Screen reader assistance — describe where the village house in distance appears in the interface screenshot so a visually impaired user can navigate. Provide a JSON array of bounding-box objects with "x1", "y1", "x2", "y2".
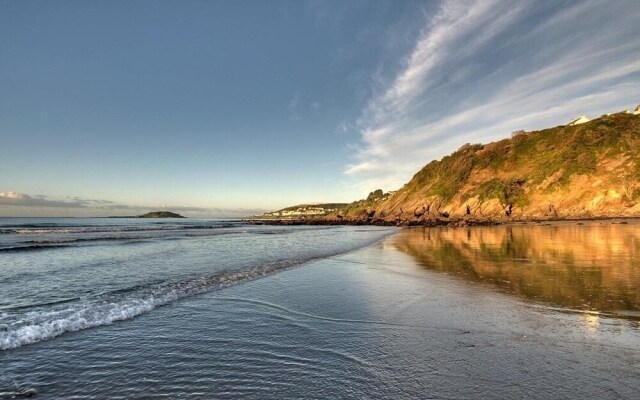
[{"x1": 568, "y1": 104, "x2": 640, "y2": 126}]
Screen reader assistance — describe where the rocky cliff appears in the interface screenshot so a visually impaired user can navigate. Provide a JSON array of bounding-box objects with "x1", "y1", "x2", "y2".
[{"x1": 330, "y1": 112, "x2": 640, "y2": 225}]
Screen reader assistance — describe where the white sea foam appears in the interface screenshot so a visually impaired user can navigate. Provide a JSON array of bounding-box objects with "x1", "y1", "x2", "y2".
[
  {"x1": 0, "y1": 260, "x2": 302, "y2": 350},
  {"x1": 4, "y1": 224, "x2": 230, "y2": 235},
  {"x1": 15, "y1": 229, "x2": 74, "y2": 234},
  {"x1": 0, "y1": 223, "x2": 395, "y2": 351},
  {"x1": 13, "y1": 227, "x2": 166, "y2": 235},
  {"x1": 0, "y1": 299, "x2": 157, "y2": 350}
]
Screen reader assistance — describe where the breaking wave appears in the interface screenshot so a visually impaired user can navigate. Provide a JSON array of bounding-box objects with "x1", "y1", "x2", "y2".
[
  {"x1": 0, "y1": 258, "x2": 317, "y2": 350},
  {"x1": 0, "y1": 223, "x2": 238, "y2": 235},
  {"x1": 0, "y1": 228, "x2": 297, "y2": 252}
]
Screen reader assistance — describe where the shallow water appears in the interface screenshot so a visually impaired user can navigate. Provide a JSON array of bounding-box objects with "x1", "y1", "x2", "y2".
[
  {"x1": 0, "y1": 218, "x2": 394, "y2": 350},
  {"x1": 394, "y1": 221, "x2": 640, "y2": 318},
  {"x1": 1, "y1": 219, "x2": 639, "y2": 399}
]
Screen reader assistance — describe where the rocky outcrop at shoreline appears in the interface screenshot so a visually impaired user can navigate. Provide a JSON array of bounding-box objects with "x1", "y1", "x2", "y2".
[
  {"x1": 243, "y1": 215, "x2": 638, "y2": 228},
  {"x1": 251, "y1": 111, "x2": 640, "y2": 227}
]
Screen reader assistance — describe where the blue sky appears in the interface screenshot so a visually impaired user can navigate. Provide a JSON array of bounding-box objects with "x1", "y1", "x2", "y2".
[{"x1": 1, "y1": 0, "x2": 640, "y2": 217}]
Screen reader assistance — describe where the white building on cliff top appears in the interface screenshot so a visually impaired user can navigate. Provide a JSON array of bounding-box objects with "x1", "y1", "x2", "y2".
[{"x1": 567, "y1": 115, "x2": 590, "y2": 126}]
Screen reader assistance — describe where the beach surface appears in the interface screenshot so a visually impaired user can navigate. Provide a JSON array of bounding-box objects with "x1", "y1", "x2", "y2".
[{"x1": 2, "y1": 225, "x2": 639, "y2": 399}]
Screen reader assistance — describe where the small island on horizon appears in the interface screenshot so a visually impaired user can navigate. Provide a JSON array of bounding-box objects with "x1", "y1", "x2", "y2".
[{"x1": 108, "y1": 211, "x2": 185, "y2": 219}]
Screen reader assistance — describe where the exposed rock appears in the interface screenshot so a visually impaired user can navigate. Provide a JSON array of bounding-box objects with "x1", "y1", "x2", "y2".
[{"x1": 247, "y1": 112, "x2": 640, "y2": 227}]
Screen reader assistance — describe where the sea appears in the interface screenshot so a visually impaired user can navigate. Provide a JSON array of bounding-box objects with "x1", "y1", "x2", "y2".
[
  {"x1": 0, "y1": 218, "x2": 394, "y2": 351},
  {"x1": 1, "y1": 218, "x2": 639, "y2": 399}
]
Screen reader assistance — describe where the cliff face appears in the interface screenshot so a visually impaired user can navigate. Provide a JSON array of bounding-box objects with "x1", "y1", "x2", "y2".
[{"x1": 335, "y1": 112, "x2": 640, "y2": 224}]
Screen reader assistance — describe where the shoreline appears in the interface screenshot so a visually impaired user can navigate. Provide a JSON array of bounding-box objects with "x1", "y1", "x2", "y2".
[
  {"x1": 242, "y1": 215, "x2": 640, "y2": 227},
  {"x1": 3, "y1": 231, "x2": 638, "y2": 398}
]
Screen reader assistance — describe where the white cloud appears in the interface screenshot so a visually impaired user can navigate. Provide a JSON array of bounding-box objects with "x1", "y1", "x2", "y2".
[
  {"x1": 0, "y1": 191, "x2": 26, "y2": 200},
  {"x1": 0, "y1": 191, "x2": 104, "y2": 208},
  {"x1": 336, "y1": 121, "x2": 354, "y2": 134},
  {"x1": 0, "y1": 191, "x2": 265, "y2": 218},
  {"x1": 345, "y1": 0, "x2": 640, "y2": 192}
]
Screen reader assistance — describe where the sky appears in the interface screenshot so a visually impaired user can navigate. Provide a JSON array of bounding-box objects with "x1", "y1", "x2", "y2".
[{"x1": 1, "y1": 0, "x2": 640, "y2": 217}]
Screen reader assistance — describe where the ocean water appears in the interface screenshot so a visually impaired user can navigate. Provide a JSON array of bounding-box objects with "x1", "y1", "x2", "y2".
[
  {"x1": 1, "y1": 219, "x2": 639, "y2": 399},
  {"x1": 0, "y1": 218, "x2": 395, "y2": 351}
]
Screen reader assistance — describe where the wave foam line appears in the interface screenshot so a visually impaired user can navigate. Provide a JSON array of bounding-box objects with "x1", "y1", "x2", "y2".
[
  {"x1": 0, "y1": 223, "x2": 237, "y2": 235},
  {"x1": 0, "y1": 259, "x2": 304, "y2": 351},
  {"x1": 0, "y1": 244, "x2": 71, "y2": 253}
]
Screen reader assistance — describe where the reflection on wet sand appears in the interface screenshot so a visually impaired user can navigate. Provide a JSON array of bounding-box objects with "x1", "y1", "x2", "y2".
[{"x1": 394, "y1": 222, "x2": 640, "y2": 315}]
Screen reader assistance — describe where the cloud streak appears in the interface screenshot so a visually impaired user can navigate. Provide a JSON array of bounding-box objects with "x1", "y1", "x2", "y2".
[
  {"x1": 346, "y1": 0, "x2": 640, "y2": 192},
  {"x1": 0, "y1": 192, "x2": 117, "y2": 209},
  {"x1": 0, "y1": 192, "x2": 264, "y2": 218}
]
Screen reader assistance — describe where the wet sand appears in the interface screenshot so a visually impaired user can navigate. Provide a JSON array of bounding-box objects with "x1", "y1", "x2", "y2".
[{"x1": 2, "y1": 233, "x2": 639, "y2": 399}]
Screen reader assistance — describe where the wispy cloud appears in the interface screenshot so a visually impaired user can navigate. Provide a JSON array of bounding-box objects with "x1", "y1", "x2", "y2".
[
  {"x1": 336, "y1": 121, "x2": 352, "y2": 134},
  {"x1": 288, "y1": 92, "x2": 322, "y2": 120},
  {"x1": 0, "y1": 191, "x2": 265, "y2": 218},
  {"x1": 288, "y1": 91, "x2": 301, "y2": 120},
  {"x1": 346, "y1": 0, "x2": 640, "y2": 192},
  {"x1": 0, "y1": 191, "x2": 118, "y2": 209}
]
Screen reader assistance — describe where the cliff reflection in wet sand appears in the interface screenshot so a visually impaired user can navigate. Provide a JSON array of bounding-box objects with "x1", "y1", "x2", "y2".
[{"x1": 394, "y1": 222, "x2": 640, "y2": 316}]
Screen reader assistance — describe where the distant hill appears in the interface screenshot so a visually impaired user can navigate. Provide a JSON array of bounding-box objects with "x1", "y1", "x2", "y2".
[
  {"x1": 333, "y1": 111, "x2": 640, "y2": 224},
  {"x1": 110, "y1": 211, "x2": 185, "y2": 218},
  {"x1": 254, "y1": 203, "x2": 347, "y2": 219},
  {"x1": 139, "y1": 211, "x2": 185, "y2": 218}
]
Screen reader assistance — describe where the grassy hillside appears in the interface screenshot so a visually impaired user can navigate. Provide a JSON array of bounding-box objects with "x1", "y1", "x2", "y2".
[{"x1": 337, "y1": 112, "x2": 640, "y2": 222}]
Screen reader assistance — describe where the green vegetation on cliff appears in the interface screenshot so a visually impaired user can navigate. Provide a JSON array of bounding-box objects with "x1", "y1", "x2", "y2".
[
  {"x1": 252, "y1": 112, "x2": 640, "y2": 224},
  {"x1": 338, "y1": 190, "x2": 394, "y2": 217},
  {"x1": 339, "y1": 112, "x2": 640, "y2": 221}
]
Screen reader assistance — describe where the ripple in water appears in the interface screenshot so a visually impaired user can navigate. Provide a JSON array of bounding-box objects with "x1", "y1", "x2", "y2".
[{"x1": 0, "y1": 218, "x2": 396, "y2": 350}]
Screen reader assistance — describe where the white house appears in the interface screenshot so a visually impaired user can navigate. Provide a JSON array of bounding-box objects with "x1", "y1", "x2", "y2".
[
  {"x1": 634, "y1": 105, "x2": 640, "y2": 115},
  {"x1": 567, "y1": 115, "x2": 590, "y2": 126}
]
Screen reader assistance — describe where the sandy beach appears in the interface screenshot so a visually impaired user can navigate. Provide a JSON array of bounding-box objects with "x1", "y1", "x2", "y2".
[
  {"x1": 4, "y1": 1, "x2": 640, "y2": 398},
  {"x1": 2, "y1": 227, "x2": 639, "y2": 399}
]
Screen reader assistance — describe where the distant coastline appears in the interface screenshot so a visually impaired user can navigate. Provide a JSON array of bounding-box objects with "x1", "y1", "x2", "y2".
[
  {"x1": 108, "y1": 211, "x2": 185, "y2": 219},
  {"x1": 248, "y1": 110, "x2": 640, "y2": 227},
  {"x1": 243, "y1": 215, "x2": 639, "y2": 228}
]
